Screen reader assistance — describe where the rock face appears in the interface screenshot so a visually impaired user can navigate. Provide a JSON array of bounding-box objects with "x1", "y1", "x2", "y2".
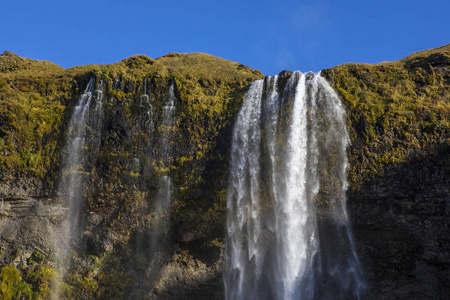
[
  {"x1": 349, "y1": 147, "x2": 449, "y2": 299},
  {"x1": 0, "y1": 45, "x2": 449, "y2": 299},
  {"x1": 322, "y1": 44, "x2": 450, "y2": 299},
  {"x1": 0, "y1": 51, "x2": 263, "y2": 299},
  {"x1": 0, "y1": 197, "x2": 67, "y2": 263}
]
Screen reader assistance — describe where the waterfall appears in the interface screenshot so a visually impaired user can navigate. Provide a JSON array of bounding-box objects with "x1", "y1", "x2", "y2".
[
  {"x1": 156, "y1": 80, "x2": 176, "y2": 211},
  {"x1": 60, "y1": 77, "x2": 104, "y2": 239},
  {"x1": 224, "y1": 72, "x2": 364, "y2": 300},
  {"x1": 55, "y1": 77, "x2": 103, "y2": 291},
  {"x1": 147, "y1": 80, "x2": 176, "y2": 277},
  {"x1": 140, "y1": 78, "x2": 154, "y2": 128}
]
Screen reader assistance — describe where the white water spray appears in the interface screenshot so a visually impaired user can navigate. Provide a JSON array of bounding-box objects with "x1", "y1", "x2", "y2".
[
  {"x1": 156, "y1": 80, "x2": 176, "y2": 210},
  {"x1": 224, "y1": 72, "x2": 364, "y2": 300},
  {"x1": 55, "y1": 77, "x2": 103, "y2": 297},
  {"x1": 147, "y1": 80, "x2": 177, "y2": 278},
  {"x1": 140, "y1": 78, "x2": 154, "y2": 128},
  {"x1": 60, "y1": 77, "x2": 104, "y2": 240}
]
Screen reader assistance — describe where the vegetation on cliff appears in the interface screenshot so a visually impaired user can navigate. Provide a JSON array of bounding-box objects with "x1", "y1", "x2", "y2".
[
  {"x1": 0, "y1": 50, "x2": 261, "y2": 191},
  {"x1": 322, "y1": 44, "x2": 450, "y2": 191},
  {"x1": 321, "y1": 44, "x2": 450, "y2": 299},
  {"x1": 1, "y1": 44, "x2": 449, "y2": 299},
  {"x1": 0, "y1": 50, "x2": 263, "y2": 298}
]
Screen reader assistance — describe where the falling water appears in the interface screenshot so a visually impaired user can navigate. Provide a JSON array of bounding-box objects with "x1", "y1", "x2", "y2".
[
  {"x1": 55, "y1": 77, "x2": 103, "y2": 291},
  {"x1": 224, "y1": 72, "x2": 364, "y2": 300},
  {"x1": 162, "y1": 82, "x2": 176, "y2": 126},
  {"x1": 60, "y1": 77, "x2": 105, "y2": 238},
  {"x1": 156, "y1": 80, "x2": 176, "y2": 210},
  {"x1": 147, "y1": 80, "x2": 177, "y2": 278},
  {"x1": 140, "y1": 78, "x2": 154, "y2": 128}
]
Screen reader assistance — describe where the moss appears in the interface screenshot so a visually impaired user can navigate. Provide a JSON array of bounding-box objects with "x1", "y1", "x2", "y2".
[
  {"x1": 27, "y1": 252, "x2": 46, "y2": 265},
  {"x1": 60, "y1": 274, "x2": 101, "y2": 300},
  {"x1": 156, "y1": 52, "x2": 263, "y2": 83},
  {"x1": 322, "y1": 44, "x2": 450, "y2": 191},
  {"x1": 0, "y1": 49, "x2": 263, "y2": 297},
  {"x1": 337, "y1": 86, "x2": 357, "y2": 107},
  {"x1": 24, "y1": 265, "x2": 58, "y2": 299},
  {"x1": 4, "y1": 46, "x2": 448, "y2": 298},
  {"x1": 0, "y1": 265, "x2": 33, "y2": 300},
  {"x1": 0, "y1": 50, "x2": 262, "y2": 198}
]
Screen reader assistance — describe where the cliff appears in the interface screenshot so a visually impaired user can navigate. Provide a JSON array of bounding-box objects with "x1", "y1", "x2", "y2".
[
  {"x1": 0, "y1": 45, "x2": 448, "y2": 299},
  {"x1": 321, "y1": 44, "x2": 450, "y2": 299}
]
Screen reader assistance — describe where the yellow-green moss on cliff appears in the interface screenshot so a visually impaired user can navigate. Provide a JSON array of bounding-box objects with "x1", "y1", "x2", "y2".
[
  {"x1": 0, "y1": 50, "x2": 263, "y2": 297},
  {"x1": 322, "y1": 44, "x2": 450, "y2": 190},
  {"x1": 2, "y1": 45, "x2": 449, "y2": 299},
  {"x1": 0, "y1": 51, "x2": 262, "y2": 193}
]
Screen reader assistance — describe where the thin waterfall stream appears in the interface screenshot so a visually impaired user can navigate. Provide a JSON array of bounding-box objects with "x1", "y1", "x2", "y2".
[
  {"x1": 140, "y1": 78, "x2": 154, "y2": 129},
  {"x1": 224, "y1": 71, "x2": 364, "y2": 300},
  {"x1": 55, "y1": 77, "x2": 103, "y2": 296},
  {"x1": 155, "y1": 80, "x2": 176, "y2": 222},
  {"x1": 146, "y1": 80, "x2": 177, "y2": 279}
]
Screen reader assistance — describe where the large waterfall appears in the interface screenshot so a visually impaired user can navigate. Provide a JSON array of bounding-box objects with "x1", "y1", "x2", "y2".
[{"x1": 224, "y1": 71, "x2": 364, "y2": 300}]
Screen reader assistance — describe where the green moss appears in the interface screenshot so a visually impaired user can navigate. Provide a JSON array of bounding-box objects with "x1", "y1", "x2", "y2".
[
  {"x1": 156, "y1": 52, "x2": 263, "y2": 83},
  {"x1": 322, "y1": 44, "x2": 450, "y2": 191},
  {"x1": 24, "y1": 265, "x2": 58, "y2": 299},
  {"x1": 337, "y1": 86, "x2": 357, "y2": 107},
  {"x1": 27, "y1": 252, "x2": 46, "y2": 265},
  {"x1": 0, "y1": 265, "x2": 33, "y2": 300},
  {"x1": 60, "y1": 274, "x2": 101, "y2": 300}
]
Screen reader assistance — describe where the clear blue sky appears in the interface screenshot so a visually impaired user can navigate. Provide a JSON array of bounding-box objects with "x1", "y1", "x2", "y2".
[{"x1": 2, "y1": 0, "x2": 449, "y2": 76}]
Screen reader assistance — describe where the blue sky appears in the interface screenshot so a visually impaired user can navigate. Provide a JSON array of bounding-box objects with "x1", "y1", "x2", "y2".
[{"x1": 2, "y1": 0, "x2": 449, "y2": 75}]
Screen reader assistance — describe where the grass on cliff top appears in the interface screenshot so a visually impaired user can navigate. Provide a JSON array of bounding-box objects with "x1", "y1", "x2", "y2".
[
  {"x1": 0, "y1": 51, "x2": 64, "y2": 77},
  {"x1": 322, "y1": 43, "x2": 450, "y2": 190},
  {"x1": 156, "y1": 52, "x2": 263, "y2": 82},
  {"x1": 1, "y1": 50, "x2": 264, "y2": 84},
  {"x1": 328, "y1": 43, "x2": 450, "y2": 70},
  {"x1": 0, "y1": 50, "x2": 262, "y2": 180},
  {"x1": 401, "y1": 43, "x2": 450, "y2": 63},
  {"x1": 70, "y1": 52, "x2": 264, "y2": 84}
]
